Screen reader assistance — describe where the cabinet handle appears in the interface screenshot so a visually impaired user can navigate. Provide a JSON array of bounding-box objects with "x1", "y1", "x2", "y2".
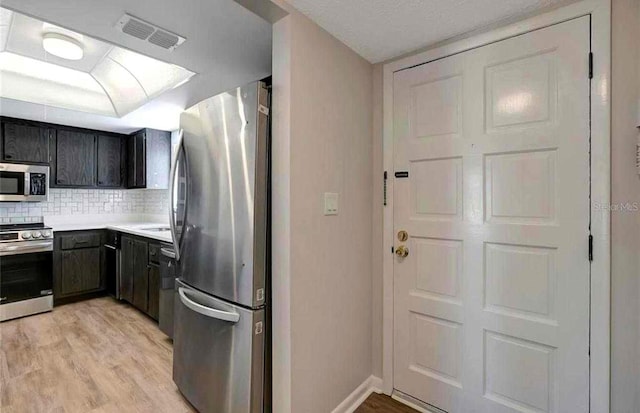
[{"x1": 5, "y1": 154, "x2": 12, "y2": 159}]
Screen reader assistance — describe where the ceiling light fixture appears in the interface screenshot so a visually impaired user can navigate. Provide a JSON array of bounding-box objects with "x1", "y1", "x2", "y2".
[{"x1": 42, "y1": 33, "x2": 83, "y2": 60}]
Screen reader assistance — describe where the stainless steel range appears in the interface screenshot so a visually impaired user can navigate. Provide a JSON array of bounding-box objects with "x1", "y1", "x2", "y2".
[{"x1": 0, "y1": 222, "x2": 54, "y2": 321}]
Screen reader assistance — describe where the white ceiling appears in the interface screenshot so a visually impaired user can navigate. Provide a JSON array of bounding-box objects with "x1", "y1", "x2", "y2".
[
  {"x1": 287, "y1": 0, "x2": 566, "y2": 63},
  {"x1": 1, "y1": 9, "x2": 196, "y2": 118},
  {"x1": 6, "y1": 12, "x2": 112, "y2": 72},
  {"x1": 0, "y1": 0, "x2": 274, "y2": 133}
]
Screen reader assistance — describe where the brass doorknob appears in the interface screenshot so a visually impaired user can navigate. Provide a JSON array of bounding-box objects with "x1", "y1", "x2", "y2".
[{"x1": 395, "y1": 245, "x2": 409, "y2": 258}]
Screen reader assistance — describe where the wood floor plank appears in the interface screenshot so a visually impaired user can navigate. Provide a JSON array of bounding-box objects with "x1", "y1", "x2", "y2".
[
  {"x1": 0, "y1": 297, "x2": 196, "y2": 413},
  {"x1": 355, "y1": 393, "x2": 420, "y2": 413}
]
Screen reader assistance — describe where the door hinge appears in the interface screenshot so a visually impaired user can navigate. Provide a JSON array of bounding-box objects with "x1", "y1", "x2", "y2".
[
  {"x1": 383, "y1": 171, "x2": 388, "y2": 206},
  {"x1": 588, "y1": 234, "x2": 593, "y2": 261},
  {"x1": 588, "y1": 52, "x2": 593, "y2": 79}
]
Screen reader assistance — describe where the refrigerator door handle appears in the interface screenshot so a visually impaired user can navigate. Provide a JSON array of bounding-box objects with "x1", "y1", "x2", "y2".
[
  {"x1": 160, "y1": 247, "x2": 176, "y2": 259},
  {"x1": 169, "y1": 129, "x2": 184, "y2": 261},
  {"x1": 178, "y1": 287, "x2": 240, "y2": 323}
]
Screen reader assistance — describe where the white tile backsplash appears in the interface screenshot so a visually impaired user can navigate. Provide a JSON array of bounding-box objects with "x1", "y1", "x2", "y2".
[
  {"x1": 0, "y1": 188, "x2": 169, "y2": 223},
  {"x1": 144, "y1": 189, "x2": 170, "y2": 214}
]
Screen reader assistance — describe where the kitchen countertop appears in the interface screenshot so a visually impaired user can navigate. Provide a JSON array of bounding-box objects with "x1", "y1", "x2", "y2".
[
  {"x1": 108, "y1": 223, "x2": 173, "y2": 243},
  {"x1": 46, "y1": 215, "x2": 173, "y2": 243}
]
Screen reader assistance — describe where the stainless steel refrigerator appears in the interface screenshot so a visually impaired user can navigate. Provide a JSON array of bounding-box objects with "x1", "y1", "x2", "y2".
[{"x1": 169, "y1": 80, "x2": 270, "y2": 413}]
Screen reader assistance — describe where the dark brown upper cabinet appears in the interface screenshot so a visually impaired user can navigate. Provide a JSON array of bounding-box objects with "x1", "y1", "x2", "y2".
[
  {"x1": 54, "y1": 129, "x2": 96, "y2": 187},
  {"x1": 1, "y1": 119, "x2": 51, "y2": 164},
  {"x1": 50, "y1": 126, "x2": 128, "y2": 189},
  {"x1": 1, "y1": 117, "x2": 172, "y2": 191},
  {"x1": 127, "y1": 128, "x2": 171, "y2": 189},
  {"x1": 97, "y1": 134, "x2": 126, "y2": 188}
]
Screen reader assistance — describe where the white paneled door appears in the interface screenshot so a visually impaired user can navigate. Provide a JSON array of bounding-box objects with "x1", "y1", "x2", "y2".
[{"x1": 392, "y1": 17, "x2": 590, "y2": 413}]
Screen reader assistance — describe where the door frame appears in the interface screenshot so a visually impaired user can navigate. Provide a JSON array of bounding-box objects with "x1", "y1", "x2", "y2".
[{"x1": 381, "y1": 0, "x2": 611, "y2": 411}]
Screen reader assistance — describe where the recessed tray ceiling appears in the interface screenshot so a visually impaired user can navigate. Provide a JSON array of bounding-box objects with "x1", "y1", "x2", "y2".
[{"x1": 0, "y1": 8, "x2": 195, "y2": 118}]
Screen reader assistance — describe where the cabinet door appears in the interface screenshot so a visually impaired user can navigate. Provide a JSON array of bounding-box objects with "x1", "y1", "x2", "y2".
[
  {"x1": 2, "y1": 121, "x2": 50, "y2": 163},
  {"x1": 132, "y1": 238, "x2": 149, "y2": 312},
  {"x1": 148, "y1": 263, "x2": 160, "y2": 320},
  {"x1": 127, "y1": 132, "x2": 146, "y2": 188},
  {"x1": 56, "y1": 130, "x2": 96, "y2": 186},
  {"x1": 146, "y1": 129, "x2": 171, "y2": 189},
  {"x1": 120, "y1": 236, "x2": 135, "y2": 303},
  {"x1": 135, "y1": 133, "x2": 146, "y2": 188},
  {"x1": 97, "y1": 134, "x2": 124, "y2": 187},
  {"x1": 60, "y1": 248, "x2": 101, "y2": 295},
  {"x1": 126, "y1": 135, "x2": 136, "y2": 188}
]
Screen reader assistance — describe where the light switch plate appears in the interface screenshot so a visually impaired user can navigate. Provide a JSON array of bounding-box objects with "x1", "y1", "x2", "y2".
[{"x1": 324, "y1": 192, "x2": 339, "y2": 215}]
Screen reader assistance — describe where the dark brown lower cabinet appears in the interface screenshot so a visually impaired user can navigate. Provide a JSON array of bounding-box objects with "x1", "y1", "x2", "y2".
[
  {"x1": 54, "y1": 231, "x2": 160, "y2": 320},
  {"x1": 148, "y1": 263, "x2": 160, "y2": 320},
  {"x1": 54, "y1": 230, "x2": 106, "y2": 303},
  {"x1": 120, "y1": 236, "x2": 134, "y2": 303},
  {"x1": 132, "y1": 239, "x2": 149, "y2": 312},
  {"x1": 60, "y1": 248, "x2": 101, "y2": 294},
  {"x1": 121, "y1": 234, "x2": 160, "y2": 320}
]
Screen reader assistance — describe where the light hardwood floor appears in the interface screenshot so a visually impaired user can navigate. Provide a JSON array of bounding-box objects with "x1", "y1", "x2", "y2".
[
  {"x1": 355, "y1": 393, "x2": 419, "y2": 413},
  {"x1": 0, "y1": 297, "x2": 195, "y2": 413},
  {"x1": 1, "y1": 297, "x2": 418, "y2": 413}
]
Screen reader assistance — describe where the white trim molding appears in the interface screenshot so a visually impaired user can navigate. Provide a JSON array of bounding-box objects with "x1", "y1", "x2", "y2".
[
  {"x1": 381, "y1": 0, "x2": 611, "y2": 411},
  {"x1": 331, "y1": 376, "x2": 383, "y2": 413}
]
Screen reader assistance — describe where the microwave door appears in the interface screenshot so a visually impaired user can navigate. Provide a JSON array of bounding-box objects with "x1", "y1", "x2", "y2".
[
  {"x1": 0, "y1": 164, "x2": 49, "y2": 202},
  {"x1": 0, "y1": 171, "x2": 26, "y2": 198}
]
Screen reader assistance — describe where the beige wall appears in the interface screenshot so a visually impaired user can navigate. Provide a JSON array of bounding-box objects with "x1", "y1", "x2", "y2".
[
  {"x1": 611, "y1": 0, "x2": 640, "y2": 411},
  {"x1": 371, "y1": 65, "x2": 384, "y2": 379},
  {"x1": 272, "y1": 3, "x2": 374, "y2": 412},
  {"x1": 371, "y1": 0, "x2": 640, "y2": 409},
  {"x1": 271, "y1": 9, "x2": 293, "y2": 412}
]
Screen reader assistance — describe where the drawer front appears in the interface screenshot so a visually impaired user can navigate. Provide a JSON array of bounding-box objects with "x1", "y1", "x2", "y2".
[
  {"x1": 60, "y1": 232, "x2": 102, "y2": 250},
  {"x1": 148, "y1": 243, "x2": 160, "y2": 264}
]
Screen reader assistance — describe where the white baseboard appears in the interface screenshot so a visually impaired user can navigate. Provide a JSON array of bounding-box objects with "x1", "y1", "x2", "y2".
[{"x1": 331, "y1": 375, "x2": 383, "y2": 413}]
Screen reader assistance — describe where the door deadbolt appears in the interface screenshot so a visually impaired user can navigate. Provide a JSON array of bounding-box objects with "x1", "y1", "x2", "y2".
[
  {"x1": 395, "y1": 245, "x2": 409, "y2": 258},
  {"x1": 397, "y1": 230, "x2": 408, "y2": 242}
]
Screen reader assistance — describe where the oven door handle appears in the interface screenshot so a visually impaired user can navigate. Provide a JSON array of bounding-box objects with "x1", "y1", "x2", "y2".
[{"x1": 0, "y1": 241, "x2": 53, "y2": 256}]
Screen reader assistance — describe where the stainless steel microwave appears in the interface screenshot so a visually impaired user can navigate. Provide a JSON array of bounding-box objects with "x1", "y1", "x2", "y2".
[{"x1": 0, "y1": 163, "x2": 49, "y2": 202}]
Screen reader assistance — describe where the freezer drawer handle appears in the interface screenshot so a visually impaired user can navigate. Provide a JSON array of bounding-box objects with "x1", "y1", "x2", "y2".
[{"x1": 178, "y1": 287, "x2": 240, "y2": 323}]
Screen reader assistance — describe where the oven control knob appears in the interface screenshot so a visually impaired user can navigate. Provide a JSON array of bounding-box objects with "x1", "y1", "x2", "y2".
[
  {"x1": 32, "y1": 231, "x2": 42, "y2": 239},
  {"x1": 43, "y1": 230, "x2": 52, "y2": 238},
  {"x1": 22, "y1": 232, "x2": 32, "y2": 239}
]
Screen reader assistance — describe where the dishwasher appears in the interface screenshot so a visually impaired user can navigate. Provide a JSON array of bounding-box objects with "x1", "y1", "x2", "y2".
[{"x1": 159, "y1": 244, "x2": 177, "y2": 338}]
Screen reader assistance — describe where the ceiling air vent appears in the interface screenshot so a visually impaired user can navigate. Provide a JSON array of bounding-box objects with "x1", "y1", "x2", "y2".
[
  {"x1": 148, "y1": 30, "x2": 179, "y2": 50},
  {"x1": 116, "y1": 13, "x2": 186, "y2": 51}
]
